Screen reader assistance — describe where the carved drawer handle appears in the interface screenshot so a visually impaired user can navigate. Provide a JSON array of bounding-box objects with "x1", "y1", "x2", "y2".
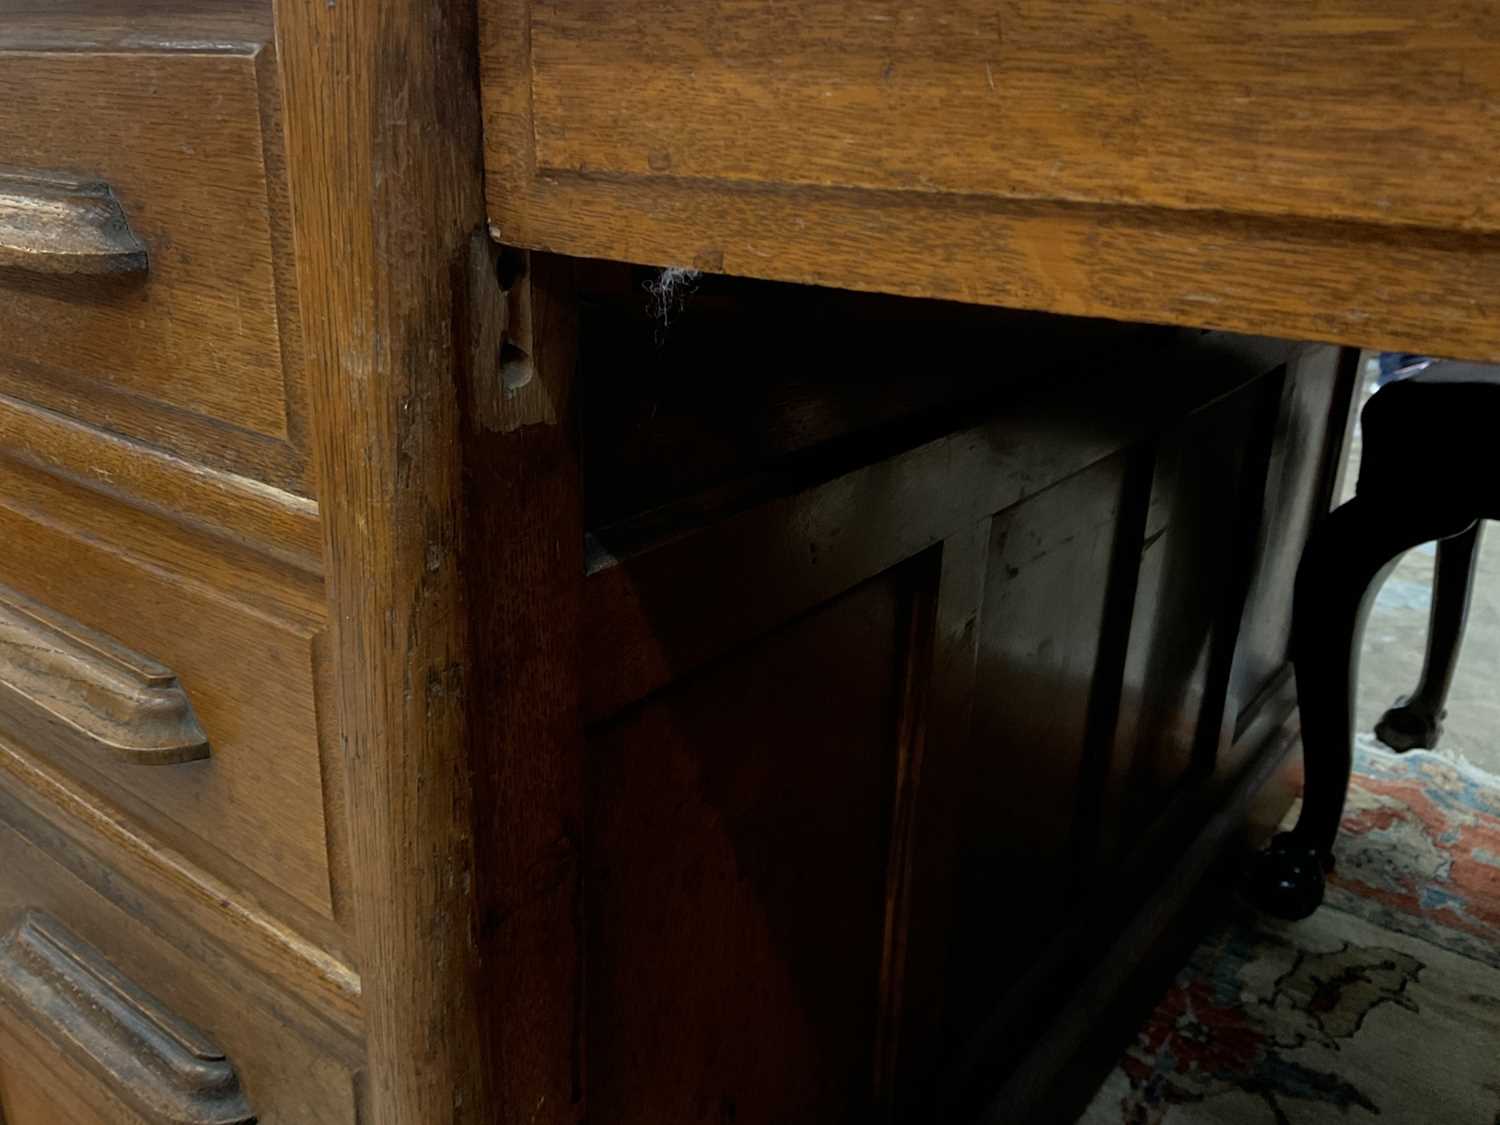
[
  {"x1": 0, "y1": 169, "x2": 148, "y2": 278},
  {"x1": 0, "y1": 584, "x2": 209, "y2": 765},
  {"x1": 0, "y1": 912, "x2": 254, "y2": 1124}
]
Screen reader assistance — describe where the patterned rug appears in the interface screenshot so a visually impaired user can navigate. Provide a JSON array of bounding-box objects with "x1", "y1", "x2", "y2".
[{"x1": 1079, "y1": 737, "x2": 1500, "y2": 1125}]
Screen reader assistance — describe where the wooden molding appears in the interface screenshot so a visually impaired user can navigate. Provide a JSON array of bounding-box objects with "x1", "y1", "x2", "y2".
[
  {"x1": 273, "y1": 0, "x2": 498, "y2": 1117},
  {"x1": 0, "y1": 585, "x2": 209, "y2": 766},
  {"x1": 0, "y1": 390, "x2": 322, "y2": 576},
  {"x1": 0, "y1": 170, "x2": 147, "y2": 279},
  {"x1": 0, "y1": 911, "x2": 253, "y2": 1124},
  {"x1": 0, "y1": 731, "x2": 363, "y2": 1038}
]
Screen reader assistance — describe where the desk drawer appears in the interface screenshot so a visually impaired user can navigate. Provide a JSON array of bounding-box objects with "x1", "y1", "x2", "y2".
[
  {"x1": 479, "y1": 0, "x2": 1500, "y2": 360},
  {"x1": 0, "y1": 808, "x2": 358, "y2": 1124},
  {"x1": 0, "y1": 33, "x2": 307, "y2": 491},
  {"x1": 499, "y1": 1, "x2": 1500, "y2": 231},
  {"x1": 0, "y1": 454, "x2": 340, "y2": 942}
]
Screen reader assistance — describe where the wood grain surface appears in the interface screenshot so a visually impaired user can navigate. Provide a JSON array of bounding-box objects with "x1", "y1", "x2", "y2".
[
  {"x1": 0, "y1": 800, "x2": 363, "y2": 1123},
  {"x1": 529, "y1": 1, "x2": 1500, "y2": 233},
  {"x1": 273, "y1": 0, "x2": 497, "y2": 1119},
  {"x1": 0, "y1": 391, "x2": 322, "y2": 575},
  {"x1": 0, "y1": 453, "x2": 340, "y2": 930},
  {"x1": 0, "y1": 26, "x2": 311, "y2": 490},
  {"x1": 481, "y1": 0, "x2": 1500, "y2": 361},
  {"x1": 0, "y1": 731, "x2": 363, "y2": 1039},
  {"x1": 460, "y1": 252, "x2": 586, "y2": 1125}
]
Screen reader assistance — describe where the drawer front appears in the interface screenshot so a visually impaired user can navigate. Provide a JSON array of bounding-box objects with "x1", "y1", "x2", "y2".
[
  {"x1": 479, "y1": 0, "x2": 1500, "y2": 361},
  {"x1": 0, "y1": 808, "x2": 358, "y2": 1124},
  {"x1": 0, "y1": 453, "x2": 340, "y2": 939},
  {"x1": 0, "y1": 39, "x2": 307, "y2": 492},
  {"x1": 510, "y1": 1, "x2": 1500, "y2": 233}
]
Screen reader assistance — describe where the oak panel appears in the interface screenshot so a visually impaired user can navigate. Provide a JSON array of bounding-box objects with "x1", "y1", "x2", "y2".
[
  {"x1": 0, "y1": 391, "x2": 322, "y2": 575},
  {"x1": 941, "y1": 455, "x2": 1132, "y2": 1055},
  {"x1": 0, "y1": 459, "x2": 339, "y2": 932},
  {"x1": 528, "y1": 1, "x2": 1500, "y2": 235},
  {"x1": 274, "y1": 0, "x2": 505, "y2": 1112},
  {"x1": 1098, "y1": 377, "x2": 1279, "y2": 862},
  {"x1": 0, "y1": 913, "x2": 254, "y2": 1124},
  {"x1": 0, "y1": 811, "x2": 359, "y2": 1124},
  {"x1": 481, "y1": 1, "x2": 1500, "y2": 360},
  {"x1": 0, "y1": 29, "x2": 308, "y2": 490},
  {"x1": 0, "y1": 1024, "x2": 126, "y2": 1125},
  {"x1": 0, "y1": 733, "x2": 362, "y2": 1040}
]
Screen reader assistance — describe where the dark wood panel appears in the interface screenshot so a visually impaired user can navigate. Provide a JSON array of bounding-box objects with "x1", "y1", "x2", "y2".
[
  {"x1": 1227, "y1": 345, "x2": 1359, "y2": 764},
  {"x1": 940, "y1": 456, "x2": 1134, "y2": 1057},
  {"x1": 570, "y1": 317, "x2": 1354, "y2": 1122},
  {"x1": 461, "y1": 252, "x2": 585, "y2": 1125},
  {"x1": 1097, "y1": 376, "x2": 1280, "y2": 864},
  {"x1": 968, "y1": 714, "x2": 1303, "y2": 1124},
  {"x1": 581, "y1": 330, "x2": 1297, "y2": 722},
  {"x1": 884, "y1": 522, "x2": 990, "y2": 1118},
  {"x1": 576, "y1": 270, "x2": 1163, "y2": 531},
  {"x1": 585, "y1": 564, "x2": 925, "y2": 1123}
]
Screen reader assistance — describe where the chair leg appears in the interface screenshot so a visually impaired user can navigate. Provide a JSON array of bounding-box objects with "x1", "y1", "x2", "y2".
[
  {"x1": 1247, "y1": 496, "x2": 1476, "y2": 920},
  {"x1": 1375, "y1": 520, "x2": 1485, "y2": 751}
]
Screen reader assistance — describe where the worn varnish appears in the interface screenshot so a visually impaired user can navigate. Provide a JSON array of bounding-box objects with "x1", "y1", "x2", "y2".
[
  {"x1": 0, "y1": 171, "x2": 148, "y2": 278},
  {"x1": 0, "y1": 798, "x2": 362, "y2": 1123},
  {"x1": 274, "y1": 0, "x2": 500, "y2": 1117},
  {"x1": 0, "y1": 0, "x2": 1388, "y2": 1120},
  {"x1": 0, "y1": 585, "x2": 209, "y2": 767},
  {"x1": 480, "y1": 0, "x2": 1500, "y2": 360},
  {"x1": 0, "y1": 10, "x2": 310, "y2": 491},
  {"x1": 0, "y1": 453, "x2": 341, "y2": 931},
  {"x1": 527, "y1": 3, "x2": 1500, "y2": 232},
  {"x1": 0, "y1": 912, "x2": 254, "y2": 1125}
]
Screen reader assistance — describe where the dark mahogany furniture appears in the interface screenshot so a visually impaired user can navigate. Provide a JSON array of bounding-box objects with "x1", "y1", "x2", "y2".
[
  {"x1": 1252, "y1": 362, "x2": 1500, "y2": 921},
  {"x1": 2, "y1": 1, "x2": 1498, "y2": 1122}
]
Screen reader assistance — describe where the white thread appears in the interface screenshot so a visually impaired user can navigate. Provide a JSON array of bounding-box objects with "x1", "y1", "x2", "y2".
[{"x1": 644, "y1": 267, "x2": 701, "y2": 328}]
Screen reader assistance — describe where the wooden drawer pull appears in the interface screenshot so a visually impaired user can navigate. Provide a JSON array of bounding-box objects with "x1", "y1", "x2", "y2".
[
  {"x1": 0, "y1": 169, "x2": 148, "y2": 278},
  {"x1": 0, "y1": 585, "x2": 209, "y2": 766},
  {"x1": 0, "y1": 912, "x2": 254, "y2": 1124}
]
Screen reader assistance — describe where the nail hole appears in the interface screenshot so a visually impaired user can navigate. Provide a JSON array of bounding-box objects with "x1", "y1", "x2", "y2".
[{"x1": 496, "y1": 246, "x2": 527, "y2": 291}]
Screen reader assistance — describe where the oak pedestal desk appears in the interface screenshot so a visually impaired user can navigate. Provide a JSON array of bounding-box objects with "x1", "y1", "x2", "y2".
[{"x1": 0, "y1": 2, "x2": 1488, "y2": 1122}]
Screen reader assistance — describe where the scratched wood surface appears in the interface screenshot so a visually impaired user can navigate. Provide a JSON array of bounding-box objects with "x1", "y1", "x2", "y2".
[
  {"x1": 274, "y1": 0, "x2": 501, "y2": 1118},
  {"x1": 0, "y1": 12, "x2": 310, "y2": 491},
  {"x1": 0, "y1": 801, "x2": 363, "y2": 1123},
  {"x1": 0, "y1": 447, "x2": 347, "y2": 957},
  {"x1": 480, "y1": 0, "x2": 1500, "y2": 361}
]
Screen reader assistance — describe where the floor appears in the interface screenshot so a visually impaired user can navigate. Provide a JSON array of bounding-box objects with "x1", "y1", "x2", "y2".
[{"x1": 1078, "y1": 744, "x2": 1500, "y2": 1125}]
